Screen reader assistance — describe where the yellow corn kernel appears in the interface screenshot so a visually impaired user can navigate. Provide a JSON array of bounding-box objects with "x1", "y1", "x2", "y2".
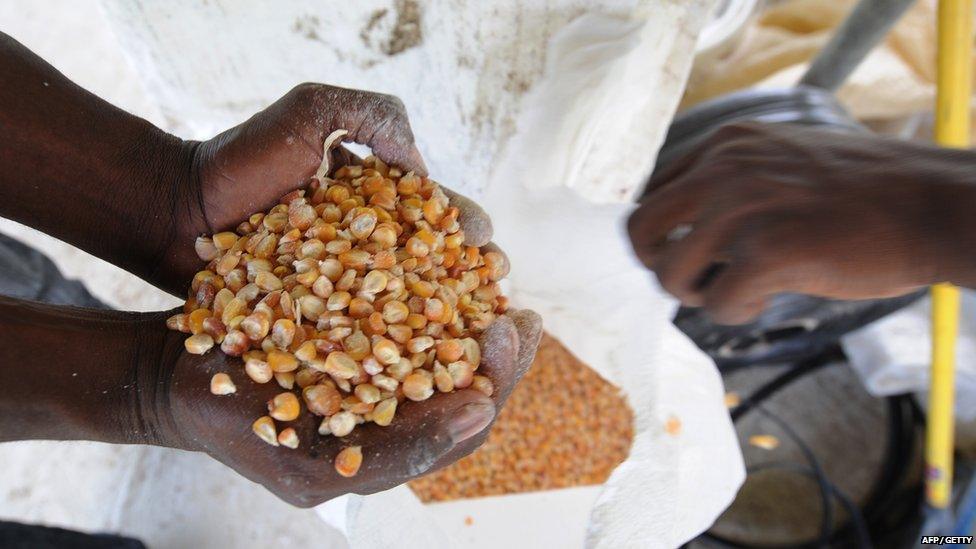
[
  {"x1": 255, "y1": 271, "x2": 283, "y2": 291},
  {"x1": 354, "y1": 383, "x2": 381, "y2": 404},
  {"x1": 241, "y1": 312, "x2": 271, "y2": 341},
  {"x1": 221, "y1": 297, "x2": 246, "y2": 325},
  {"x1": 334, "y1": 446, "x2": 363, "y2": 477},
  {"x1": 271, "y1": 319, "x2": 296, "y2": 349},
  {"x1": 252, "y1": 416, "x2": 278, "y2": 446},
  {"x1": 195, "y1": 237, "x2": 219, "y2": 261},
  {"x1": 277, "y1": 427, "x2": 300, "y2": 449},
  {"x1": 749, "y1": 434, "x2": 780, "y2": 450},
  {"x1": 245, "y1": 358, "x2": 273, "y2": 383},
  {"x1": 372, "y1": 337, "x2": 401, "y2": 365},
  {"x1": 460, "y1": 337, "x2": 481, "y2": 368},
  {"x1": 274, "y1": 371, "x2": 296, "y2": 389},
  {"x1": 405, "y1": 313, "x2": 428, "y2": 330},
  {"x1": 362, "y1": 270, "x2": 388, "y2": 294},
  {"x1": 329, "y1": 411, "x2": 357, "y2": 437},
  {"x1": 267, "y1": 349, "x2": 299, "y2": 373},
  {"x1": 213, "y1": 231, "x2": 239, "y2": 250},
  {"x1": 210, "y1": 373, "x2": 237, "y2": 395},
  {"x1": 471, "y1": 375, "x2": 494, "y2": 397},
  {"x1": 304, "y1": 384, "x2": 342, "y2": 416},
  {"x1": 323, "y1": 351, "x2": 359, "y2": 379},
  {"x1": 344, "y1": 332, "x2": 372, "y2": 361},
  {"x1": 188, "y1": 308, "x2": 211, "y2": 335},
  {"x1": 166, "y1": 313, "x2": 191, "y2": 333},
  {"x1": 448, "y1": 361, "x2": 474, "y2": 388},
  {"x1": 422, "y1": 198, "x2": 445, "y2": 225},
  {"x1": 268, "y1": 392, "x2": 301, "y2": 421},
  {"x1": 372, "y1": 398, "x2": 398, "y2": 427},
  {"x1": 184, "y1": 333, "x2": 214, "y2": 354},
  {"x1": 436, "y1": 339, "x2": 464, "y2": 363},
  {"x1": 405, "y1": 237, "x2": 430, "y2": 258},
  {"x1": 348, "y1": 297, "x2": 375, "y2": 319},
  {"x1": 387, "y1": 324, "x2": 412, "y2": 344},
  {"x1": 295, "y1": 340, "x2": 317, "y2": 362},
  {"x1": 220, "y1": 330, "x2": 249, "y2": 356},
  {"x1": 433, "y1": 363, "x2": 454, "y2": 393},
  {"x1": 402, "y1": 372, "x2": 434, "y2": 401},
  {"x1": 407, "y1": 336, "x2": 435, "y2": 353}
]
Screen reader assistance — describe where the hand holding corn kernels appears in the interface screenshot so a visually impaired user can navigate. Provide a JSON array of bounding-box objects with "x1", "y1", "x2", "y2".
[
  {"x1": 160, "y1": 84, "x2": 542, "y2": 506},
  {"x1": 0, "y1": 28, "x2": 540, "y2": 512}
]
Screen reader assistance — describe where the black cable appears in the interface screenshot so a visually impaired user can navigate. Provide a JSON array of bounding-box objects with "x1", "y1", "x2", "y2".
[
  {"x1": 745, "y1": 462, "x2": 872, "y2": 549},
  {"x1": 693, "y1": 345, "x2": 922, "y2": 548},
  {"x1": 699, "y1": 402, "x2": 849, "y2": 549},
  {"x1": 729, "y1": 347, "x2": 843, "y2": 422},
  {"x1": 752, "y1": 405, "x2": 841, "y2": 548}
]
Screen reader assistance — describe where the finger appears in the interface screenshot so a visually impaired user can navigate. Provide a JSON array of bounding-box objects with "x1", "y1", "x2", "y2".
[
  {"x1": 329, "y1": 390, "x2": 495, "y2": 496},
  {"x1": 477, "y1": 314, "x2": 524, "y2": 405},
  {"x1": 443, "y1": 187, "x2": 493, "y2": 247},
  {"x1": 647, "y1": 142, "x2": 707, "y2": 194},
  {"x1": 508, "y1": 309, "x2": 543, "y2": 377},
  {"x1": 263, "y1": 387, "x2": 497, "y2": 506},
  {"x1": 652, "y1": 213, "x2": 743, "y2": 306},
  {"x1": 627, "y1": 176, "x2": 707, "y2": 268},
  {"x1": 425, "y1": 309, "x2": 541, "y2": 470},
  {"x1": 270, "y1": 317, "x2": 519, "y2": 501},
  {"x1": 329, "y1": 87, "x2": 429, "y2": 176},
  {"x1": 701, "y1": 261, "x2": 784, "y2": 325},
  {"x1": 647, "y1": 121, "x2": 766, "y2": 193}
]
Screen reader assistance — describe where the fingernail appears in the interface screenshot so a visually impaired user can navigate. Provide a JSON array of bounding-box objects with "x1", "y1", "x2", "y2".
[{"x1": 447, "y1": 402, "x2": 495, "y2": 443}]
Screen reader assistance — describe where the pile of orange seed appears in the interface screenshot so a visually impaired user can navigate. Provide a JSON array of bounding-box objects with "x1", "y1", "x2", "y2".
[
  {"x1": 167, "y1": 155, "x2": 508, "y2": 477},
  {"x1": 410, "y1": 334, "x2": 634, "y2": 501}
]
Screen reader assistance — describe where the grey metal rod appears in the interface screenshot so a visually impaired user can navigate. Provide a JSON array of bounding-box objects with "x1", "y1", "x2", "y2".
[{"x1": 799, "y1": 0, "x2": 916, "y2": 92}]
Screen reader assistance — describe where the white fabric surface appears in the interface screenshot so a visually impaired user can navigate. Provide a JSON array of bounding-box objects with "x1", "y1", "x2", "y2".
[
  {"x1": 843, "y1": 291, "x2": 976, "y2": 420},
  {"x1": 483, "y1": 8, "x2": 743, "y2": 546}
]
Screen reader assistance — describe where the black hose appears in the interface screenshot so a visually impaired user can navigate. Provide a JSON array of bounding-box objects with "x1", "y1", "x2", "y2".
[{"x1": 694, "y1": 346, "x2": 922, "y2": 548}]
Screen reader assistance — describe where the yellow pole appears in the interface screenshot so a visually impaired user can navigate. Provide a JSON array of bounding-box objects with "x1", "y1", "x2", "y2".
[{"x1": 926, "y1": 0, "x2": 972, "y2": 510}]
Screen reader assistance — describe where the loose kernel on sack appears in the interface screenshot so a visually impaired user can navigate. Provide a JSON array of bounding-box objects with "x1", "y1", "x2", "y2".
[
  {"x1": 168, "y1": 154, "x2": 509, "y2": 477},
  {"x1": 210, "y1": 373, "x2": 236, "y2": 395}
]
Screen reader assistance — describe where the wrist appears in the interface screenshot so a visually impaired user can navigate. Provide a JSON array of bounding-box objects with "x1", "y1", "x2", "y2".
[
  {"x1": 127, "y1": 310, "x2": 201, "y2": 450},
  {"x1": 122, "y1": 126, "x2": 204, "y2": 296},
  {"x1": 0, "y1": 299, "x2": 183, "y2": 447}
]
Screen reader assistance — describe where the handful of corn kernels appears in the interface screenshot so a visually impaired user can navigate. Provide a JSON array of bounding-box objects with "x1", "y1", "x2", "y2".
[{"x1": 167, "y1": 155, "x2": 507, "y2": 477}]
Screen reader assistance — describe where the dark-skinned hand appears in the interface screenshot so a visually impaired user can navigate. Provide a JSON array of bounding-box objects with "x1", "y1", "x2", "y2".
[
  {"x1": 145, "y1": 84, "x2": 541, "y2": 506},
  {"x1": 0, "y1": 33, "x2": 543, "y2": 508},
  {"x1": 628, "y1": 122, "x2": 976, "y2": 325},
  {"x1": 160, "y1": 309, "x2": 540, "y2": 507},
  {"x1": 152, "y1": 84, "x2": 542, "y2": 506}
]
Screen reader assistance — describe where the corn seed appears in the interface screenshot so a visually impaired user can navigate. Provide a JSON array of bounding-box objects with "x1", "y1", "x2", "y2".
[
  {"x1": 334, "y1": 446, "x2": 362, "y2": 477},
  {"x1": 252, "y1": 416, "x2": 278, "y2": 446},
  {"x1": 210, "y1": 373, "x2": 237, "y2": 395}
]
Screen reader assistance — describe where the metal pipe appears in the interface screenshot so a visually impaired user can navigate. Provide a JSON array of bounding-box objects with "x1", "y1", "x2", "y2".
[{"x1": 799, "y1": 0, "x2": 916, "y2": 92}]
